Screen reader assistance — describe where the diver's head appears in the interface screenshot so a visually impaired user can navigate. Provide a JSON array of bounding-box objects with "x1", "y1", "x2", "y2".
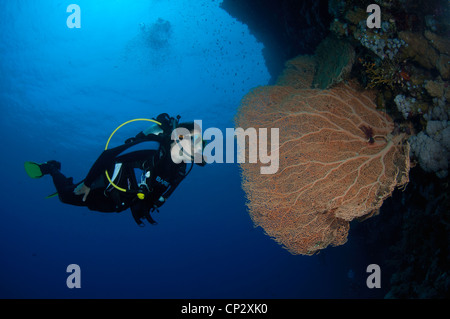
[{"x1": 170, "y1": 121, "x2": 206, "y2": 166}]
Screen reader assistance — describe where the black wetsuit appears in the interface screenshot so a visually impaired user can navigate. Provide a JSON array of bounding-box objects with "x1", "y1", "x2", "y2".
[{"x1": 49, "y1": 134, "x2": 188, "y2": 226}]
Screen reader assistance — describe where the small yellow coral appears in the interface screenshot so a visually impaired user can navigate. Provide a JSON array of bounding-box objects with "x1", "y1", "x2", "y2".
[{"x1": 363, "y1": 59, "x2": 408, "y2": 89}]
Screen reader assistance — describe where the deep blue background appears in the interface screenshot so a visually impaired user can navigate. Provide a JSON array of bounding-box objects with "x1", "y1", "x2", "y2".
[{"x1": 0, "y1": 0, "x2": 386, "y2": 298}]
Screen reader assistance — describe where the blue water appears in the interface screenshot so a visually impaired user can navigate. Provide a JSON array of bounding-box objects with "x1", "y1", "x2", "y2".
[{"x1": 0, "y1": 0, "x2": 385, "y2": 298}]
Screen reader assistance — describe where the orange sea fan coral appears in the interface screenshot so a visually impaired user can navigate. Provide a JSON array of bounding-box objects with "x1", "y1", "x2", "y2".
[{"x1": 235, "y1": 81, "x2": 410, "y2": 255}]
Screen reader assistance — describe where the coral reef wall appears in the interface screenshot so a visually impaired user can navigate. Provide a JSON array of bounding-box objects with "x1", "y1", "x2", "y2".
[
  {"x1": 225, "y1": 0, "x2": 450, "y2": 179},
  {"x1": 228, "y1": 0, "x2": 449, "y2": 296},
  {"x1": 328, "y1": 0, "x2": 450, "y2": 179}
]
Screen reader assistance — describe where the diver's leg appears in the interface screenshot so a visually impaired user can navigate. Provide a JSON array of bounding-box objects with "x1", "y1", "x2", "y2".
[
  {"x1": 41, "y1": 161, "x2": 86, "y2": 206},
  {"x1": 41, "y1": 161, "x2": 118, "y2": 212}
]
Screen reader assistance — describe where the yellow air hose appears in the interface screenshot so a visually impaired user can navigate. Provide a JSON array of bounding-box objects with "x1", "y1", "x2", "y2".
[{"x1": 104, "y1": 118, "x2": 162, "y2": 194}]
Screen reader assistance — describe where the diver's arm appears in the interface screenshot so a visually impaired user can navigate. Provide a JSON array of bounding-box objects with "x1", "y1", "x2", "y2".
[
  {"x1": 84, "y1": 143, "x2": 137, "y2": 187},
  {"x1": 84, "y1": 135, "x2": 163, "y2": 187}
]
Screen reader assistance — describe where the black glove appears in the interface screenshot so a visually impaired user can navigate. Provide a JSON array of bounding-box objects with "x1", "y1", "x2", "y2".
[{"x1": 131, "y1": 204, "x2": 158, "y2": 226}]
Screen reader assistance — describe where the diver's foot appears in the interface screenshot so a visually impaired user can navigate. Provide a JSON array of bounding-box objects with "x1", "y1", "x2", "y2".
[
  {"x1": 25, "y1": 160, "x2": 61, "y2": 179},
  {"x1": 40, "y1": 160, "x2": 61, "y2": 175}
]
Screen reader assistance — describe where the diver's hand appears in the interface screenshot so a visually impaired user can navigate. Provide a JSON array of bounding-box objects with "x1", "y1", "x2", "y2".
[{"x1": 74, "y1": 183, "x2": 91, "y2": 202}]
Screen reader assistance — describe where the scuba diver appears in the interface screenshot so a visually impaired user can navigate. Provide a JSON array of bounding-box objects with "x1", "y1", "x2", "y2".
[{"x1": 24, "y1": 113, "x2": 206, "y2": 226}]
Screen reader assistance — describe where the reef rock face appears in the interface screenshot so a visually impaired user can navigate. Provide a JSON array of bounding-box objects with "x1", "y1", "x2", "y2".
[
  {"x1": 399, "y1": 31, "x2": 439, "y2": 70},
  {"x1": 235, "y1": 63, "x2": 410, "y2": 255},
  {"x1": 220, "y1": 0, "x2": 331, "y2": 82}
]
